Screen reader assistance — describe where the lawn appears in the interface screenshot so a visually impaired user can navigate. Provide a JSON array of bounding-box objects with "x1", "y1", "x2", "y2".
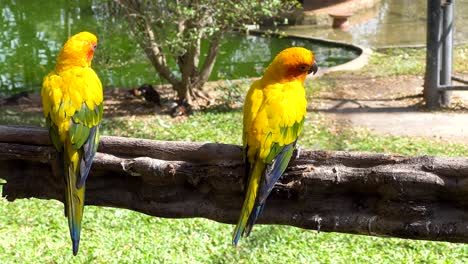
[{"x1": 1, "y1": 47, "x2": 468, "y2": 263}]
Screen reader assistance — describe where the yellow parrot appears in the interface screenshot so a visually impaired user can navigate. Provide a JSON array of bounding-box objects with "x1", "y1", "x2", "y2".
[
  {"x1": 41, "y1": 32, "x2": 103, "y2": 255},
  {"x1": 233, "y1": 47, "x2": 317, "y2": 245}
]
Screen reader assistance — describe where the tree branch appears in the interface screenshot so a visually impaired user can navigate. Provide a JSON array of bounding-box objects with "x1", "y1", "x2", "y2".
[
  {"x1": 194, "y1": 33, "x2": 222, "y2": 89},
  {"x1": 142, "y1": 22, "x2": 181, "y2": 87},
  {"x1": 115, "y1": 0, "x2": 181, "y2": 87},
  {"x1": 1, "y1": 125, "x2": 468, "y2": 243}
]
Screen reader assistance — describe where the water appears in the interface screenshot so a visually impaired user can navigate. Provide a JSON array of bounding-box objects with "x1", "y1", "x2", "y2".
[
  {"x1": 279, "y1": 0, "x2": 468, "y2": 48},
  {"x1": 0, "y1": 0, "x2": 359, "y2": 96}
]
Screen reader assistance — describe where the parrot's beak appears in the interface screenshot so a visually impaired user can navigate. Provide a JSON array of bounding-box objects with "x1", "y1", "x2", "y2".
[
  {"x1": 309, "y1": 61, "x2": 318, "y2": 75},
  {"x1": 87, "y1": 44, "x2": 97, "y2": 64}
]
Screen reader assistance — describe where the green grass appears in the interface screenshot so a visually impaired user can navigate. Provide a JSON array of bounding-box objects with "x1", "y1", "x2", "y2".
[
  {"x1": 361, "y1": 48, "x2": 426, "y2": 77},
  {"x1": 3, "y1": 198, "x2": 466, "y2": 264},
  {"x1": 100, "y1": 109, "x2": 243, "y2": 144},
  {"x1": 454, "y1": 44, "x2": 468, "y2": 73},
  {"x1": 360, "y1": 44, "x2": 468, "y2": 77}
]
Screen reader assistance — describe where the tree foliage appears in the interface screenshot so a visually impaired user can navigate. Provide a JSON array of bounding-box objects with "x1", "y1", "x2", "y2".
[{"x1": 102, "y1": 0, "x2": 299, "y2": 103}]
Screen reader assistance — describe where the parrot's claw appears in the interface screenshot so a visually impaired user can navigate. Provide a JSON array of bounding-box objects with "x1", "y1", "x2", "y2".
[{"x1": 292, "y1": 145, "x2": 302, "y2": 161}]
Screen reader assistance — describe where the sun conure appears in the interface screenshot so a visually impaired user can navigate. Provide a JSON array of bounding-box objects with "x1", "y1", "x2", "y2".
[
  {"x1": 41, "y1": 31, "x2": 103, "y2": 255},
  {"x1": 233, "y1": 47, "x2": 318, "y2": 245}
]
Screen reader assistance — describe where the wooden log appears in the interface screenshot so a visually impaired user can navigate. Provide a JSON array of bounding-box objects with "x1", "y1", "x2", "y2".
[{"x1": 1, "y1": 125, "x2": 468, "y2": 243}]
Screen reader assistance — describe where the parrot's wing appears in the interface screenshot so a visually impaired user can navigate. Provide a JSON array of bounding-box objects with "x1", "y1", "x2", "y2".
[
  {"x1": 257, "y1": 141, "x2": 296, "y2": 203},
  {"x1": 42, "y1": 72, "x2": 64, "y2": 151},
  {"x1": 45, "y1": 116, "x2": 63, "y2": 150},
  {"x1": 70, "y1": 101, "x2": 103, "y2": 188},
  {"x1": 66, "y1": 68, "x2": 103, "y2": 188},
  {"x1": 242, "y1": 145, "x2": 251, "y2": 192},
  {"x1": 257, "y1": 119, "x2": 304, "y2": 203},
  {"x1": 242, "y1": 79, "x2": 263, "y2": 190},
  {"x1": 242, "y1": 118, "x2": 303, "y2": 237}
]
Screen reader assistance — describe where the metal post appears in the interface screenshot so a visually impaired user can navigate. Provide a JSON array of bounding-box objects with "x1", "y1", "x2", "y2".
[
  {"x1": 440, "y1": 0, "x2": 454, "y2": 106},
  {"x1": 424, "y1": 0, "x2": 442, "y2": 109}
]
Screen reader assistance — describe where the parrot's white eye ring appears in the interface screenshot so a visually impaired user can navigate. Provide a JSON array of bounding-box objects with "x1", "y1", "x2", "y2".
[{"x1": 298, "y1": 65, "x2": 308, "y2": 71}]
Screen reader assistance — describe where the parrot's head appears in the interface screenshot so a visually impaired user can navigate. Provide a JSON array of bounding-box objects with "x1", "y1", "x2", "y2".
[
  {"x1": 57, "y1": 31, "x2": 98, "y2": 69},
  {"x1": 264, "y1": 47, "x2": 318, "y2": 83}
]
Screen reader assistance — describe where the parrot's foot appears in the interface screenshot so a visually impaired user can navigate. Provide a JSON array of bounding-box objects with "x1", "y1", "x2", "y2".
[{"x1": 292, "y1": 145, "x2": 302, "y2": 161}]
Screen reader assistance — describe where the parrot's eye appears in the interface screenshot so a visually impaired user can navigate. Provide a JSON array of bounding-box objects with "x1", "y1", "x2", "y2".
[{"x1": 298, "y1": 65, "x2": 308, "y2": 72}]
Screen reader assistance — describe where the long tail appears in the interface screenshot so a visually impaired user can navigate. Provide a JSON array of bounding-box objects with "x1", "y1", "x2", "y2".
[
  {"x1": 232, "y1": 162, "x2": 265, "y2": 245},
  {"x1": 64, "y1": 149, "x2": 85, "y2": 256}
]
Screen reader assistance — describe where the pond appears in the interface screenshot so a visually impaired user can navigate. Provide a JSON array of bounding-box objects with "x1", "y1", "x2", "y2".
[
  {"x1": 0, "y1": 0, "x2": 360, "y2": 96},
  {"x1": 279, "y1": 0, "x2": 468, "y2": 48}
]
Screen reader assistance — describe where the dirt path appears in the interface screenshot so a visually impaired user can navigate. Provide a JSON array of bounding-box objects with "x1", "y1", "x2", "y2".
[{"x1": 310, "y1": 73, "x2": 468, "y2": 143}]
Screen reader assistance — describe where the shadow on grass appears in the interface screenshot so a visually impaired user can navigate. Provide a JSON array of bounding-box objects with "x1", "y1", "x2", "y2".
[
  {"x1": 316, "y1": 94, "x2": 422, "y2": 102},
  {"x1": 310, "y1": 105, "x2": 424, "y2": 114},
  {"x1": 308, "y1": 93, "x2": 446, "y2": 113},
  {"x1": 194, "y1": 104, "x2": 243, "y2": 115}
]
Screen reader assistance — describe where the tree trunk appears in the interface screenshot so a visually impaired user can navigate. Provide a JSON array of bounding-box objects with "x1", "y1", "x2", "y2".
[
  {"x1": 173, "y1": 83, "x2": 192, "y2": 104},
  {"x1": 1, "y1": 125, "x2": 468, "y2": 244}
]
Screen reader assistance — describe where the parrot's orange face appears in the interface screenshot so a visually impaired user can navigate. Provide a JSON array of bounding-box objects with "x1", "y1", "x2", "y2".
[
  {"x1": 57, "y1": 31, "x2": 98, "y2": 68},
  {"x1": 86, "y1": 42, "x2": 97, "y2": 64},
  {"x1": 266, "y1": 47, "x2": 318, "y2": 82}
]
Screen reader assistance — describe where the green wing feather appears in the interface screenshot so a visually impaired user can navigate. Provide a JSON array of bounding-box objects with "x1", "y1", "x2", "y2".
[
  {"x1": 70, "y1": 102, "x2": 103, "y2": 188},
  {"x1": 45, "y1": 117, "x2": 63, "y2": 150},
  {"x1": 258, "y1": 117, "x2": 304, "y2": 203}
]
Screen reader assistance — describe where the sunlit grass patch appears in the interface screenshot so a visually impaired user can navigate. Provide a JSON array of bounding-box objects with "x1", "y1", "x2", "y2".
[{"x1": 361, "y1": 48, "x2": 426, "y2": 77}]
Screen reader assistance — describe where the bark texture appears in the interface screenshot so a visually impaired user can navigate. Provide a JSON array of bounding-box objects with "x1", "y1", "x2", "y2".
[{"x1": 1, "y1": 125, "x2": 468, "y2": 243}]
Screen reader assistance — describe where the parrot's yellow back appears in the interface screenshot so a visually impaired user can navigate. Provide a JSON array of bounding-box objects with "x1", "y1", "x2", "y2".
[
  {"x1": 233, "y1": 47, "x2": 318, "y2": 245},
  {"x1": 41, "y1": 31, "x2": 103, "y2": 255}
]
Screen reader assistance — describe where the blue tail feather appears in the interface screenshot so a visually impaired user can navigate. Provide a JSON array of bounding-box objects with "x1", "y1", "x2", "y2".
[
  {"x1": 72, "y1": 238, "x2": 80, "y2": 256},
  {"x1": 232, "y1": 228, "x2": 242, "y2": 245},
  {"x1": 70, "y1": 212, "x2": 81, "y2": 256},
  {"x1": 233, "y1": 202, "x2": 265, "y2": 246},
  {"x1": 245, "y1": 203, "x2": 265, "y2": 237}
]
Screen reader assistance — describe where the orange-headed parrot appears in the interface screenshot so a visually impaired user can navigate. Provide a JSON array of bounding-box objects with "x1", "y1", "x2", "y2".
[
  {"x1": 41, "y1": 32, "x2": 103, "y2": 255},
  {"x1": 233, "y1": 47, "x2": 318, "y2": 245}
]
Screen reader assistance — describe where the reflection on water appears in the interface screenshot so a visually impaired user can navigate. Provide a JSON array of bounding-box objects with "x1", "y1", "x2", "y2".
[
  {"x1": 0, "y1": 0, "x2": 99, "y2": 94},
  {"x1": 0, "y1": 0, "x2": 358, "y2": 95},
  {"x1": 279, "y1": 0, "x2": 468, "y2": 47}
]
